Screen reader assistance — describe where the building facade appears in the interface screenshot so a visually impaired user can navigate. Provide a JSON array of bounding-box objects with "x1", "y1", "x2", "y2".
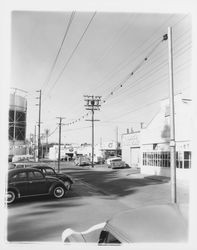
[
  {"x1": 121, "y1": 95, "x2": 192, "y2": 179},
  {"x1": 121, "y1": 131, "x2": 141, "y2": 168}
]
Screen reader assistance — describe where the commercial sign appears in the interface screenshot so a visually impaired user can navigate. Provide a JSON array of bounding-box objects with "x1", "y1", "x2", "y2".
[
  {"x1": 102, "y1": 141, "x2": 117, "y2": 150},
  {"x1": 122, "y1": 132, "x2": 140, "y2": 147}
]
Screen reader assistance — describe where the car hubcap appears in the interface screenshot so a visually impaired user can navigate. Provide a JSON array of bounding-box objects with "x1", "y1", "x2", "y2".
[
  {"x1": 6, "y1": 192, "x2": 15, "y2": 203},
  {"x1": 54, "y1": 187, "x2": 64, "y2": 198}
]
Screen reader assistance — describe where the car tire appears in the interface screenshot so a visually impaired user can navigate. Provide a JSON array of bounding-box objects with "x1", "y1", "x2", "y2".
[
  {"x1": 53, "y1": 186, "x2": 65, "y2": 199},
  {"x1": 64, "y1": 181, "x2": 71, "y2": 190},
  {"x1": 6, "y1": 190, "x2": 16, "y2": 204}
]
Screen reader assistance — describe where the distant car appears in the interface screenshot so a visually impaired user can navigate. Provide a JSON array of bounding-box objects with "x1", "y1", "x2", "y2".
[
  {"x1": 74, "y1": 156, "x2": 91, "y2": 166},
  {"x1": 6, "y1": 168, "x2": 67, "y2": 204},
  {"x1": 106, "y1": 157, "x2": 129, "y2": 169},
  {"x1": 8, "y1": 162, "x2": 47, "y2": 170},
  {"x1": 32, "y1": 165, "x2": 74, "y2": 190},
  {"x1": 8, "y1": 162, "x2": 34, "y2": 170},
  {"x1": 62, "y1": 204, "x2": 188, "y2": 244}
]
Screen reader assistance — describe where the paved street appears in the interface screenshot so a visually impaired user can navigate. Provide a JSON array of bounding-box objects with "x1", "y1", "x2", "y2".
[{"x1": 7, "y1": 162, "x2": 189, "y2": 242}]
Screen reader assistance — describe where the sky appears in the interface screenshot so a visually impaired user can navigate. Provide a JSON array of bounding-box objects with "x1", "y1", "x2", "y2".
[{"x1": 10, "y1": 11, "x2": 191, "y2": 145}]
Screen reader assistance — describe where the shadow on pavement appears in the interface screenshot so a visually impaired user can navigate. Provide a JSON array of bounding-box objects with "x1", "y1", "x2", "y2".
[{"x1": 64, "y1": 168, "x2": 169, "y2": 198}]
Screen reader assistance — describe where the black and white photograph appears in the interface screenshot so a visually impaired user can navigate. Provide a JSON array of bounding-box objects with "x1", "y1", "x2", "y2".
[{"x1": 1, "y1": 0, "x2": 197, "y2": 249}]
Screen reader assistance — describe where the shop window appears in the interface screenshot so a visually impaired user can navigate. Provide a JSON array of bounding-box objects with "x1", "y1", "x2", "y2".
[{"x1": 184, "y1": 151, "x2": 191, "y2": 169}]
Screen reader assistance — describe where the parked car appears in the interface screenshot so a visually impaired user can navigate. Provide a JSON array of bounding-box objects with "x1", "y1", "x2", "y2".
[
  {"x1": 74, "y1": 156, "x2": 91, "y2": 166},
  {"x1": 106, "y1": 157, "x2": 129, "y2": 169},
  {"x1": 6, "y1": 168, "x2": 67, "y2": 204},
  {"x1": 32, "y1": 165, "x2": 74, "y2": 190},
  {"x1": 8, "y1": 162, "x2": 46, "y2": 170},
  {"x1": 62, "y1": 204, "x2": 188, "y2": 244}
]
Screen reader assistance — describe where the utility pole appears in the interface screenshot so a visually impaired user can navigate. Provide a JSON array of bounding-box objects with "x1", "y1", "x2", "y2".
[
  {"x1": 168, "y1": 27, "x2": 177, "y2": 203},
  {"x1": 36, "y1": 90, "x2": 42, "y2": 161},
  {"x1": 56, "y1": 117, "x2": 65, "y2": 173},
  {"x1": 116, "y1": 126, "x2": 119, "y2": 156},
  {"x1": 84, "y1": 95, "x2": 101, "y2": 168},
  {"x1": 45, "y1": 129, "x2": 49, "y2": 158},
  {"x1": 34, "y1": 124, "x2": 37, "y2": 161}
]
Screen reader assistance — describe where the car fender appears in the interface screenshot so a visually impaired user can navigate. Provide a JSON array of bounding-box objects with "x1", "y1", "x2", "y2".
[
  {"x1": 49, "y1": 181, "x2": 65, "y2": 194},
  {"x1": 8, "y1": 187, "x2": 20, "y2": 198},
  {"x1": 62, "y1": 222, "x2": 106, "y2": 243}
]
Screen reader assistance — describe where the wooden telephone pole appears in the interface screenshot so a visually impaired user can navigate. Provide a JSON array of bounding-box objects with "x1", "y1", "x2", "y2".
[
  {"x1": 84, "y1": 95, "x2": 101, "y2": 168},
  {"x1": 56, "y1": 117, "x2": 65, "y2": 173}
]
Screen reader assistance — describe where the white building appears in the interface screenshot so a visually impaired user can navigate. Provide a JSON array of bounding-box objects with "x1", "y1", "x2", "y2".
[
  {"x1": 121, "y1": 94, "x2": 192, "y2": 179},
  {"x1": 121, "y1": 131, "x2": 141, "y2": 168}
]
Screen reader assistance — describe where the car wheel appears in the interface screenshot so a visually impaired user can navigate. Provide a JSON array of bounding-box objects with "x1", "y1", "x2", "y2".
[
  {"x1": 6, "y1": 190, "x2": 16, "y2": 204},
  {"x1": 53, "y1": 186, "x2": 65, "y2": 199},
  {"x1": 64, "y1": 181, "x2": 71, "y2": 190}
]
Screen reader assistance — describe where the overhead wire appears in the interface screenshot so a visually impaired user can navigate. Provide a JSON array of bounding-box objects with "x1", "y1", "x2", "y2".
[
  {"x1": 62, "y1": 33, "x2": 167, "y2": 127},
  {"x1": 107, "y1": 60, "x2": 191, "y2": 121},
  {"x1": 90, "y1": 14, "x2": 177, "y2": 94},
  {"x1": 53, "y1": 14, "x2": 188, "y2": 119},
  {"x1": 58, "y1": 14, "x2": 176, "y2": 115},
  {"x1": 44, "y1": 12, "x2": 97, "y2": 98},
  {"x1": 62, "y1": 30, "x2": 191, "y2": 127},
  {"x1": 94, "y1": 15, "x2": 190, "y2": 97},
  {"x1": 104, "y1": 27, "x2": 191, "y2": 101},
  {"x1": 51, "y1": 14, "x2": 190, "y2": 129},
  {"x1": 108, "y1": 41, "x2": 191, "y2": 103},
  {"x1": 41, "y1": 11, "x2": 75, "y2": 95}
]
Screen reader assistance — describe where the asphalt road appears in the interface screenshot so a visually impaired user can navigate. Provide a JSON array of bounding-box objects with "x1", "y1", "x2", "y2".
[{"x1": 7, "y1": 162, "x2": 189, "y2": 242}]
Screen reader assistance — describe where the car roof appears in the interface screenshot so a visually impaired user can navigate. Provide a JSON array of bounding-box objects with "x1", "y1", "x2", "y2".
[
  {"x1": 105, "y1": 204, "x2": 188, "y2": 243},
  {"x1": 108, "y1": 157, "x2": 121, "y2": 160},
  {"x1": 8, "y1": 167, "x2": 42, "y2": 176},
  {"x1": 33, "y1": 165, "x2": 52, "y2": 169}
]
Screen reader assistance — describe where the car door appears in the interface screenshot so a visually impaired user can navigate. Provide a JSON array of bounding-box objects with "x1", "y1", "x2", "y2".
[
  {"x1": 27, "y1": 170, "x2": 49, "y2": 195},
  {"x1": 9, "y1": 171, "x2": 29, "y2": 196}
]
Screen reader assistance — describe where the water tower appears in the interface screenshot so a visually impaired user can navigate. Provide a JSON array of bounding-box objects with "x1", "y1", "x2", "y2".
[{"x1": 9, "y1": 88, "x2": 27, "y2": 158}]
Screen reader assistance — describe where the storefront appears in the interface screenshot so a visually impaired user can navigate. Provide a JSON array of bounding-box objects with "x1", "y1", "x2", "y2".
[
  {"x1": 121, "y1": 131, "x2": 141, "y2": 168},
  {"x1": 140, "y1": 95, "x2": 192, "y2": 179}
]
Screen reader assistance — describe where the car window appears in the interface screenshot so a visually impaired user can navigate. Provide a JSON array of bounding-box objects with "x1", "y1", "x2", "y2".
[
  {"x1": 98, "y1": 231, "x2": 121, "y2": 245},
  {"x1": 106, "y1": 232, "x2": 121, "y2": 244},
  {"x1": 28, "y1": 171, "x2": 44, "y2": 180},
  {"x1": 44, "y1": 168, "x2": 55, "y2": 175},
  {"x1": 16, "y1": 164, "x2": 25, "y2": 168},
  {"x1": 112, "y1": 159, "x2": 121, "y2": 162},
  {"x1": 10, "y1": 172, "x2": 28, "y2": 182}
]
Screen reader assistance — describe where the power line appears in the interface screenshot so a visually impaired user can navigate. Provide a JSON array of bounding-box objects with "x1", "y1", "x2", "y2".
[
  {"x1": 117, "y1": 43, "x2": 191, "y2": 98},
  {"x1": 42, "y1": 12, "x2": 75, "y2": 94},
  {"x1": 101, "y1": 34, "x2": 168, "y2": 105},
  {"x1": 48, "y1": 126, "x2": 59, "y2": 137},
  {"x1": 107, "y1": 63, "x2": 191, "y2": 121},
  {"x1": 59, "y1": 31, "x2": 190, "y2": 128},
  {"x1": 109, "y1": 43, "x2": 191, "y2": 102},
  {"x1": 99, "y1": 28, "x2": 191, "y2": 100},
  {"x1": 45, "y1": 12, "x2": 97, "y2": 98},
  {"x1": 90, "y1": 14, "x2": 176, "y2": 94}
]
